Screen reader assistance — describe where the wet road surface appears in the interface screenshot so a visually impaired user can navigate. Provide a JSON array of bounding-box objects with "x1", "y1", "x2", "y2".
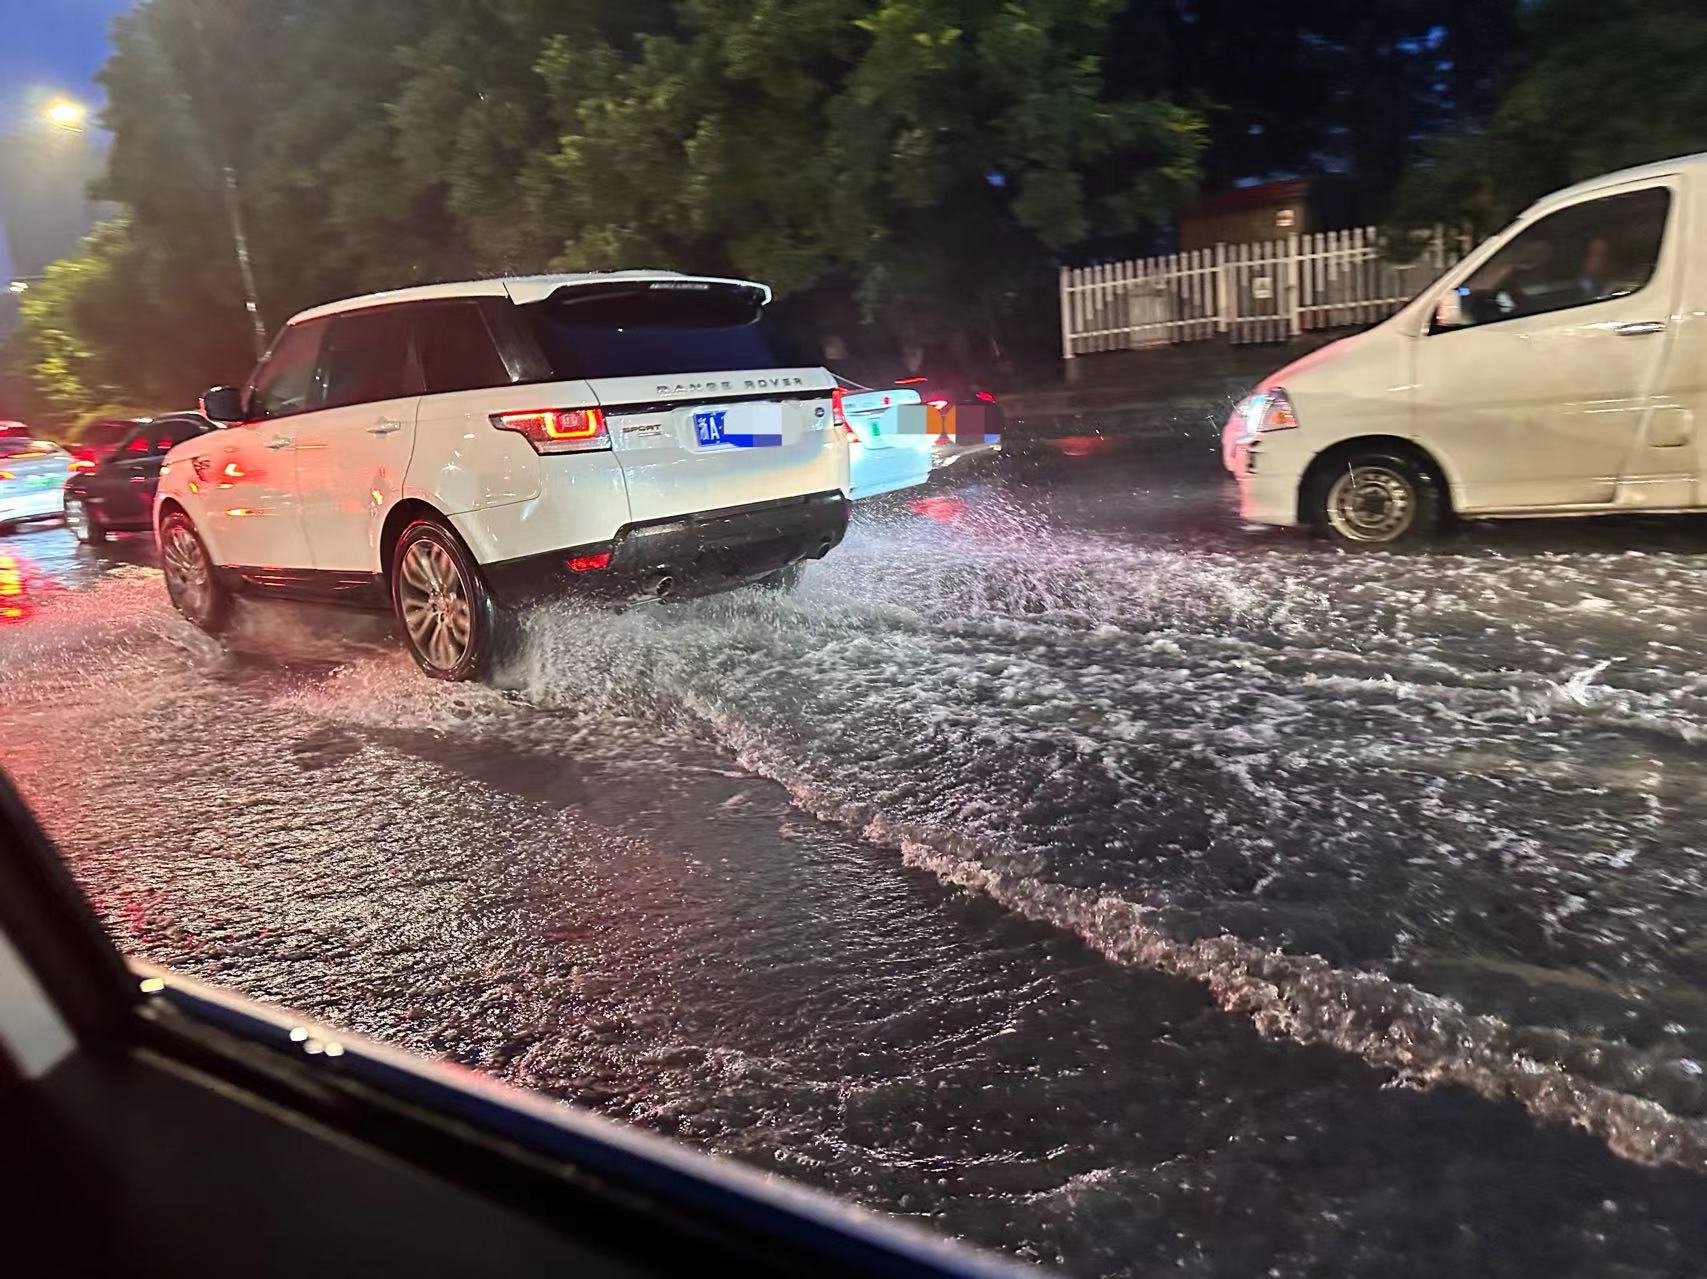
[{"x1": 6, "y1": 422, "x2": 1707, "y2": 1275}]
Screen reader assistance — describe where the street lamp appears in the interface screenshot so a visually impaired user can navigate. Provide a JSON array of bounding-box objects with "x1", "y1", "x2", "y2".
[{"x1": 43, "y1": 98, "x2": 88, "y2": 131}]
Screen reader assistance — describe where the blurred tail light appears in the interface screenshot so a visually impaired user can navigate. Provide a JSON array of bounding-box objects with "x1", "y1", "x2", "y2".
[
  {"x1": 491, "y1": 408, "x2": 609, "y2": 454},
  {"x1": 926, "y1": 398, "x2": 951, "y2": 412},
  {"x1": 974, "y1": 390, "x2": 997, "y2": 404},
  {"x1": 831, "y1": 387, "x2": 858, "y2": 443},
  {"x1": 566, "y1": 550, "x2": 612, "y2": 573}
]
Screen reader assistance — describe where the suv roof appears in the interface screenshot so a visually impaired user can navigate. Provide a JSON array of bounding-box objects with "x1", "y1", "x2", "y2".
[{"x1": 288, "y1": 271, "x2": 772, "y2": 326}]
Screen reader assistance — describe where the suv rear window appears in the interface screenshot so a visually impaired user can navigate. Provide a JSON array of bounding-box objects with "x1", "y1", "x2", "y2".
[{"x1": 517, "y1": 286, "x2": 805, "y2": 380}]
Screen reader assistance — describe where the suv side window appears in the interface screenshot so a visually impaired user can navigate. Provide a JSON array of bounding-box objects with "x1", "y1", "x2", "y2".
[
  {"x1": 315, "y1": 309, "x2": 422, "y2": 410},
  {"x1": 415, "y1": 302, "x2": 513, "y2": 394},
  {"x1": 1448, "y1": 187, "x2": 1671, "y2": 330},
  {"x1": 250, "y1": 321, "x2": 328, "y2": 419}
]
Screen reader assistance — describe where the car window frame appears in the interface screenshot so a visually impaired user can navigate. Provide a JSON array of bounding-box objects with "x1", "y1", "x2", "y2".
[
  {"x1": 411, "y1": 299, "x2": 517, "y2": 397},
  {"x1": 148, "y1": 417, "x2": 211, "y2": 455},
  {"x1": 112, "y1": 425, "x2": 155, "y2": 460},
  {"x1": 1428, "y1": 182, "x2": 1675, "y2": 337},
  {"x1": 310, "y1": 306, "x2": 427, "y2": 412},
  {"x1": 246, "y1": 318, "x2": 332, "y2": 422}
]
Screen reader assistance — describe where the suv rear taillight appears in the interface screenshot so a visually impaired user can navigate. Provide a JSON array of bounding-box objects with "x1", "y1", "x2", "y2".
[
  {"x1": 831, "y1": 387, "x2": 858, "y2": 443},
  {"x1": 491, "y1": 408, "x2": 609, "y2": 454}
]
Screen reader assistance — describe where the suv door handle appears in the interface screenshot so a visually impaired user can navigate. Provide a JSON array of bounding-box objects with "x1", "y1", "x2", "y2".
[
  {"x1": 264, "y1": 436, "x2": 293, "y2": 450},
  {"x1": 1615, "y1": 321, "x2": 1666, "y2": 337},
  {"x1": 366, "y1": 419, "x2": 404, "y2": 436}
]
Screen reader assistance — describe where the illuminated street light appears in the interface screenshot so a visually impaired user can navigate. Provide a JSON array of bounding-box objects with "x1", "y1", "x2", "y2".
[{"x1": 44, "y1": 98, "x2": 88, "y2": 131}]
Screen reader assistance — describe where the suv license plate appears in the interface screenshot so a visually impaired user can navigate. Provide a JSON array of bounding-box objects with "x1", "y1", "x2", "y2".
[{"x1": 693, "y1": 407, "x2": 782, "y2": 449}]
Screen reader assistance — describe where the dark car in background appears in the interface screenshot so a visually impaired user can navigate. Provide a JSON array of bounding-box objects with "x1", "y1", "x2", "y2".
[
  {"x1": 64, "y1": 413, "x2": 216, "y2": 544},
  {"x1": 68, "y1": 417, "x2": 149, "y2": 470}
]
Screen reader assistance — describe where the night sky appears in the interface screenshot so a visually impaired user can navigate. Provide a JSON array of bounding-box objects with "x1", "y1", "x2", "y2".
[
  {"x1": 0, "y1": 0, "x2": 134, "y2": 282},
  {"x1": 0, "y1": 0, "x2": 133, "y2": 132}
]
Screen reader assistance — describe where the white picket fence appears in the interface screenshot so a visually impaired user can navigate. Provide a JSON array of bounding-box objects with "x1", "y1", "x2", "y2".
[{"x1": 1060, "y1": 225, "x2": 1469, "y2": 354}]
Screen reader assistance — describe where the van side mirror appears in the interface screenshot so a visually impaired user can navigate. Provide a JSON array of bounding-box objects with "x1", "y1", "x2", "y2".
[
  {"x1": 201, "y1": 386, "x2": 247, "y2": 423},
  {"x1": 1430, "y1": 289, "x2": 1467, "y2": 333}
]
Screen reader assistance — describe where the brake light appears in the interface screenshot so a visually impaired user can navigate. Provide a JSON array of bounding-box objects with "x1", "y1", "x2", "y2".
[
  {"x1": 975, "y1": 390, "x2": 997, "y2": 404},
  {"x1": 127, "y1": 435, "x2": 150, "y2": 453},
  {"x1": 566, "y1": 551, "x2": 612, "y2": 573},
  {"x1": 831, "y1": 387, "x2": 858, "y2": 443},
  {"x1": 927, "y1": 398, "x2": 951, "y2": 412},
  {"x1": 896, "y1": 376, "x2": 928, "y2": 385},
  {"x1": 491, "y1": 408, "x2": 609, "y2": 454}
]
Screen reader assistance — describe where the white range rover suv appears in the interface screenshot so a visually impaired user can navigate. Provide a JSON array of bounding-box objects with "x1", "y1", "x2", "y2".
[{"x1": 156, "y1": 272, "x2": 851, "y2": 679}]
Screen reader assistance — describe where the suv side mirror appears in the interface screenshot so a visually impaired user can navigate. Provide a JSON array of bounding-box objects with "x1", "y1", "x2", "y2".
[{"x1": 201, "y1": 386, "x2": 247, "y2": 423}]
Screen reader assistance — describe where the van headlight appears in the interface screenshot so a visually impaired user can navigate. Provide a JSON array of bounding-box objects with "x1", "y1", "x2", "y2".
[{"x1": 1253, "y1": 389, "x2": 1299, "y2": 433}]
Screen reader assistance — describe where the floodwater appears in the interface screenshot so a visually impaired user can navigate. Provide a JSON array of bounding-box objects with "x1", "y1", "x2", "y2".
[{"x1": 5, "y1": 420, "x2": 1707, "y2": 1276}]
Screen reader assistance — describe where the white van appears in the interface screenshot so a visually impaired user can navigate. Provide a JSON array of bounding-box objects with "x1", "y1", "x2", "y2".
[{"x1": 1236, "y1": 154, "x2": 1700, "y2": 545}]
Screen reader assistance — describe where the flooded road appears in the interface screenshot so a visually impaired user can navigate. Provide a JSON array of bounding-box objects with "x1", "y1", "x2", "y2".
[{"x1": 5, "y1": 421, "x2": 1707, "y2": 1275}]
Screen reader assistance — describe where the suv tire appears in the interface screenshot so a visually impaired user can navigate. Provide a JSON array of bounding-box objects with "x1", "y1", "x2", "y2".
[
  {"x1": 391, "y1": 519, "x2": 508, "y2": 681},
  {"x1": 160, "y1": 511, "x2": 232, "y2": 634}
]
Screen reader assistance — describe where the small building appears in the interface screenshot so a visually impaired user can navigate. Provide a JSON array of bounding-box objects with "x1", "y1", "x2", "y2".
[{"x1": 1177, "y1": 179, "x2": 1313, "y2": 252}]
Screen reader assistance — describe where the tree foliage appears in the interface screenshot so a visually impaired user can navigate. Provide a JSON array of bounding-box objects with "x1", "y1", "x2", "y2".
[
  {"x1": 19, "y1": 0, "x2": 1587, "y2": 416},
  {"x1": 1393, "y1": 0, "x2": 1707, "y2": 233},
  {"x1": 18, "y1": 0, "x2": 1207, "y2": 414}
]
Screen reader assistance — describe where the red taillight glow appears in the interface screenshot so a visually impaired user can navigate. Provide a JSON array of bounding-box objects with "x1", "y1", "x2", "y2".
[
  {"x1": 127, "y1": 435, "x2": 150, "y2": 453},
  {"x1": 222, "y1": 462, "x2": 245, "y2": 479},
  {"x1": 0, "y1": 554, "x2": 29, "y2": 624},
  {"x1": 566, "y1": 551, "x2": 612, "y2": 573},
  {"x1": 492, "y1": 408, "x2": 609, "y2": 454},
  {"x1": 831, "y1": 387, "x2": 858, "y2": 443},
  {"x1": 975, "y1": 390, "x2": 997, "y2": 404},
  {"x1": 896, "y1": 376, "x2": 928, "y2": 385},
  {"x1": 927, "y1": 398, "x2": 951, "y2": 412}
]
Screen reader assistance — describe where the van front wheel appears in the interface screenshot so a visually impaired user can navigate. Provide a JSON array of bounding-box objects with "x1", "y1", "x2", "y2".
[{"x1": 1309, "y1": 450, "x2": 1440, "y2": 547}]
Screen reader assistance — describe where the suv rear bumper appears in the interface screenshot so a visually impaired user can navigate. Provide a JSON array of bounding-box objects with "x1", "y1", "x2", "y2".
[{"x1": 481, "y1": 491, "x2": 850, "y2": 606}]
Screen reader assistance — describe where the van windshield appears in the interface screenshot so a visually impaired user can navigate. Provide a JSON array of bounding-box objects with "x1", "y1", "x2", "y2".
[{"x1": 516, "y1": 286, "x2": 807, "y2": 379}]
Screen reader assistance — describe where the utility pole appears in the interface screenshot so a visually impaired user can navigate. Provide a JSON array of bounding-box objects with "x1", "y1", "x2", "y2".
[{"x1": 185, "y1": 0, "x2": 267, "y2": 357}]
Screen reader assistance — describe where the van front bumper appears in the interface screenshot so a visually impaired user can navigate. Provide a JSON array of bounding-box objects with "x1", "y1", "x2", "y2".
[
  {"x1": 1235, "y1": 436, "x2": 1309, "y2": 527},
  {"x1": 482, "y1": 491, "x2": 850, "y2": 606}
]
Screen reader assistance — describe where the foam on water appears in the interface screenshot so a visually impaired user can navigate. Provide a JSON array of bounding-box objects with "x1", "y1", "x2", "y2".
[
  {"x1": 388, "y1": 498, "x2": 1707, "y2": 1170},
  {"x1": 14, "y1": 484, "x2": 1707, "y2": 1176}
]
